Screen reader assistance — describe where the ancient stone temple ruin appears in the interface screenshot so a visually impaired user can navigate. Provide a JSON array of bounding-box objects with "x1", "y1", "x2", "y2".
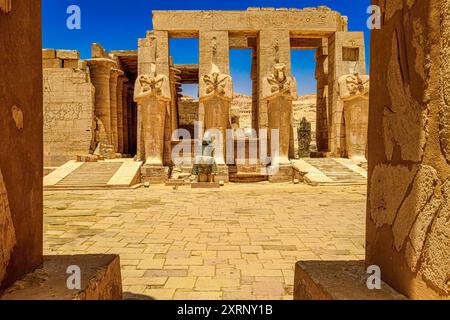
[
  {"x1": 42, "y1": 7, "x2": 370, "y2": 184},
  {"x1": 2, "y1": 1, "x2": 450, "y2": 301}
]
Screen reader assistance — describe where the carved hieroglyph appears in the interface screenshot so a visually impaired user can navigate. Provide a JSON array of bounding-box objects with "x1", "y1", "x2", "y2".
[
  {"x1": 262, "y1": 63, "x2": 297, "y2": 164},
  {"x1": 338, "y1": 73, "x2": 369, "y2": 160},
  {"x1": 200, "y1": 63, "x2": 232, "y2": 164},
  {"x1": 134, "y1": 63, "x2": 171, "y2": 166},
  {"x1": 0, "y1": 169, "x2": 16, "y2": 286}
]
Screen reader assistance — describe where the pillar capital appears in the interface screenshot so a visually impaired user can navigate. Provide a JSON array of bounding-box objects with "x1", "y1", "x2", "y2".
[{"x1": 86, "y1": 58, "x2": 117, "y2": 72}]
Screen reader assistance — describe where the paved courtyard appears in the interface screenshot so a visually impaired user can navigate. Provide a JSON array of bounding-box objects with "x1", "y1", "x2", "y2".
[{"x1": 43, "y1": 183, "x2": 367, "y2": 300}]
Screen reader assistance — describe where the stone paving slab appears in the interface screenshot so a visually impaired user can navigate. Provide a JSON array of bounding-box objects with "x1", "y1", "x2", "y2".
[{"x1": 43, "y1": 183, "x2": 367, "y2": 300}]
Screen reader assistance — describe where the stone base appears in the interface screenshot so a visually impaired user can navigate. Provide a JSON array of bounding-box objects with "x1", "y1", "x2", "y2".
[
  {"x1": 191, "y1": 182, "x2": 221, "y2": 189},
  {"x1": 215, "y1": 164, "x2": 229, "y2": 183},
  {"x1": 141, "y1": 165, "x2": 169, "y2": 184},
  {"x1": 1, "y1": 254, "x2": 122, "y2": 300},
  {"x1": 268, "y1": 164, "x2": 293, "y2": 183},
  {"x1": 293, "y1": 260, "x2": 406, "y2": 300},
  {"x1": 76, "y1": 154, "x2": 98, "y2": 162}
]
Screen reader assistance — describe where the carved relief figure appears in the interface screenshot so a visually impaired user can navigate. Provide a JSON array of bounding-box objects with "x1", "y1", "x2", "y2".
[
  {"x1": 200, "y1": 63, "x2": 232, "y2": 164},
  {"x1": 262, "y1": 63, "x2": 297, "y2": 164},
  {"x1": 134, "y1": 63, "x2": 171, "y2": 165},
  {"x1": 201, "y1": 64, "x2": 232, "y2": 99},
  {"x1": 338, "y1": 73, "x2": 370, "y2": 161},
  {"x1": 0, "y1": 169, "x2": 16, "y2": 286},
  {"x1": 297, "y1": 117, "x2": 312, "y2": 158}
]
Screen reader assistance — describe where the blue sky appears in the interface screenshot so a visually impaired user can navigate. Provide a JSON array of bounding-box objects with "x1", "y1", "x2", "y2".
[{"x1": 43, "y1": 0, "x2": 371, "y2": 97}]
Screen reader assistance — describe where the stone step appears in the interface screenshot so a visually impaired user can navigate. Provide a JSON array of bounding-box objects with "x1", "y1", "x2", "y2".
[
  {"x1": 44, "y1": 160, "x2": 142, "y2": 190},
  {"x1": 293, "y1": 158, "x2": 367, "y2": 186}
]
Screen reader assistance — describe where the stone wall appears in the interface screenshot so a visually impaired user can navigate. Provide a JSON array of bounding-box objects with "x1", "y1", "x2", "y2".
[
  {"x1": 178, "y1": 95, "x2": 199, "y2": 135},
  {"x1": 231, "y1": 93, "x2": 253, "y2": 129},
  {"x1": 367, "y1": 0, "x2": 450, "y2": 299},
  {"x1": 0, "y1": 0, "x2": 43, "y2": 291},
  {"x1": 43, "y1": 50, "x2": 95, "y2": 167}
]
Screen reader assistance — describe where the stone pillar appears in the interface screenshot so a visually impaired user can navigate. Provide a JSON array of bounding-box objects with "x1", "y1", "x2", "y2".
[
  {"x1": 127, "y1": 85, "x2": 136, "y2": 155},
  {"x1": 327, "y1": 32, "x2": 366, "y2": 156},
  {"x1": 367, "y1": 0, "x2": 450, "y2": 299},
  {"x1": 251, "y1": 48, "x2": 259, "y2": 132},
  {"x1": 122, "y1": 77, "x2": 129, "y2": 155},
  {"x1": 87, "y1": 58, "x2": 116, "y2": 149},
  {"x1": 109, "y1": 68, "x2": 123, "y2": 153},
  {"x1": 199, "y1": 31, "x2": 232, "y2": 166},
  {"x1": 338, "y1": 73, "x2": 369, "y2": 161},
  {"x1": 258, "y1": 29, "x2": 292, "y2": 130},
  {"x1": 315, "y1": 38, "x2": 329, "y2": 152},
  {"x1": 0, "y1": 0, "x2": 43, "y2": 291},
  {"x1": 134, "y1": 64, "x2": 171, "y2": 183},
  {"x1": 116, "y1": 75, "x2": 125, "y2": 154},
  {"x1": 261, "y1": 63, "x2": 297, "y2": 165}
]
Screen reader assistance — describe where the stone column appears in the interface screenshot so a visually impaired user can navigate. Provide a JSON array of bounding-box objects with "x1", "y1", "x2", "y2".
[
  {"x1": 109, "y1": 68, "x2": 123, "y2": 153},
  {"x1": 134, "y1": 64, "x2": 171, "y2": 183},
  {"x1": 127, "y1": 85, "x2": 136, "y2": 155},
  {"x1": 367, "y1": 0, "x2": 450, "y2": 299},
  {"x1": 116, "y1": 75, "x2": 125, "y2": 154},
  {"x1": 315, "y1": 38, "x2": 329, "y2": 152},
  {"x1": 0, "y1": 0, "x2": 43, "y2": 290},
  {"x1": 251, "y1": 48, "x2": 259, "y2": 132},
  {"x1": 258, "y1": 30, "x2": 296, "y2": 182},
  {"x1": 87, "y1": 59, "x2": 116, "y2": 148},
  {"x1": 327, "y1": 32, "x2": 366, "y2": 157},
  {"x1": 261, "y1": 63, "x2": 297, "y2": 165},
  {"x1": 199, "y1": 31, "x2": 232, "y2": 165},
  {"x1": 258, "y1": 29, "x2": 292, "y2": 130},
  {"x1": 338, "y1": 73, "x2": 369, "y2": 161},
  {"x1": 122, "y1": 77, "x2": 129, "y2": 155}
]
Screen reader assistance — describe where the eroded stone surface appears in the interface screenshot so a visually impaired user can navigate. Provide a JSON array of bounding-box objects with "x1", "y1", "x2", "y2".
[
  {"x1": 392, "y1": 165, "x2": 440, "y2": 251},
  {"x1": 369, "y1": 164, "x2": 417, "y2": 228},
  {"x1": 384, "y1": 32, "x2": 426, "y2": 162},
  {"x1": 0, "y1": 170, "x2": 16, "y2": 286},
  {"x1": 420, "y1": 181, "x2": 450, "y2": 295},
  {"x1": 441, "y1": 0, "x2": 450, "y2": 163}
]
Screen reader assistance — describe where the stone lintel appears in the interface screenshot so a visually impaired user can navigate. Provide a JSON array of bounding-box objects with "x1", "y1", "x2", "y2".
[
  {"x1": 152, "y1": 9, "x2": 342, "y2": 33},
  {"x1": 293, "y1": 260, "x2": 407, "y2": 300},
  {"x1": 1, "y1": 255, "x2": 122, "y2": 300}
]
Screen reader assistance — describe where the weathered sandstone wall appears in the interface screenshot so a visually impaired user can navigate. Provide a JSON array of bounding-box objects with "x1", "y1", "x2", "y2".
[
  {"x1": 43, "y1": 50, "x2": 95, "y2": 167},
  {"x1": 367, "y1": 0, "x2": 450, "y2": 299},
  {"x1": 0, "y1": 0, "x2": 43, "y2": 291}
]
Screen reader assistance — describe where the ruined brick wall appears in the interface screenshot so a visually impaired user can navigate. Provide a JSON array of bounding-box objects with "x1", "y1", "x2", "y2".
[
  {"x1": 43, "y1": 50, "x2": 95, "y2": 167},
  {"x1": 0, "y1": 0, "x2": 43, "y2": 291},
  {"x1": 367, "y1": 0, "x2": 450, "y2": 299}
]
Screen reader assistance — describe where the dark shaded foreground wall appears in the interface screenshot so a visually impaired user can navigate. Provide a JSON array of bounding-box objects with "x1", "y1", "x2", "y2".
[{"x1": 0, "y1": 0, "x2": 43, "y2": 291}]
